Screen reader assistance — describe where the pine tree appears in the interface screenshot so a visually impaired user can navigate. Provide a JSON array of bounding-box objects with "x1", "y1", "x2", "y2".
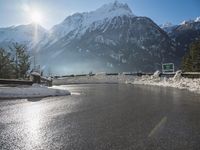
[
  {"x1": 190, "y1": 40, "x2": 200, "y2": 71},
  {"x1": 9, "y1": 43, "x2": 31, "y2": 79},
  {"x1": 0, "y1": 48, "x2": 14, "y2": 78},
  {"x1": 182, "y1": 40, "x2": 200, "y2": 72}
]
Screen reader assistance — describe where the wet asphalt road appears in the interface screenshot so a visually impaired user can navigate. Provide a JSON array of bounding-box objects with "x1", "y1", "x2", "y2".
[{"x1": 0, "y1": 84, "x2": 200, "y2": 150}]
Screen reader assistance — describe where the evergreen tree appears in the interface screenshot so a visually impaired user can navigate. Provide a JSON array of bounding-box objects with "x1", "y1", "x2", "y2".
[
  {"x1": 0, "y1": 48, "x2": 14, "y2": 78},
  {"x1": 182, "y1": 40, "x2": 200, "y2": 72},
  {"x1": 9, "y1": 43, "x2": 31, "y2": 79}
]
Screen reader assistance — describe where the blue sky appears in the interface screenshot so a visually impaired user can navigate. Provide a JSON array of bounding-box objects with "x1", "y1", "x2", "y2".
[{"x1": 0, "y1": 0, "x2": 199, "y2": 29}]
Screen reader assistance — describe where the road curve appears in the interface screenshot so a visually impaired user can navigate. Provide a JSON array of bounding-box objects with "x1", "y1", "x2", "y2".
[{"x1": 0, "y1": 84, "x2": 200, "y2": 150}]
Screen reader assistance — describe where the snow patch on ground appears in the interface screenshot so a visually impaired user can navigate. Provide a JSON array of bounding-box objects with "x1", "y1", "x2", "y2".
[
  {"x1": 54, "y1": 71, "x2": 200, "y2": 94},
  {"x1": 53, "y1": 75, "x2": 135, "y2": 85},
  {"x1": 131, "y1": 71, "x2": 200, "y2": 94},
  {"x1": 0, "y1": 84, "x2": 70, "y2": 99}
]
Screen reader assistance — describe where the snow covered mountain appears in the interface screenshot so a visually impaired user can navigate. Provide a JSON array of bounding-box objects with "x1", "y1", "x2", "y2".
[
  {"x1": 1, "y1": 1, "x2": 199, "y2": 74},
  {"x1": 161, "y1": 17, "x2": 200, "y2": 58},
  {"x1": 195, "y1": 17, "x2": 200, "y2": 22},
  {"x1": 36, "y1": 1, "x2": 177, "y2": 74},
  {"x1": 0, "y1": 24, "x2": 47, "y2": 49},
  {"x1": 160, "y1": 22, "x2": 178, "y2": 34},
  {"x1": 161, "y1": 17, "x2": 200, "y2": 34},
  {"x1": 41, "y1": 1, "x2": 134, "y2": 47}
]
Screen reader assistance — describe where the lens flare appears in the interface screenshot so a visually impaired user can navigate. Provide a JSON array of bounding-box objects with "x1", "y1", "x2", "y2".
[{"x1": 31, "y1": 11, "x2": 42, "y2": 23}]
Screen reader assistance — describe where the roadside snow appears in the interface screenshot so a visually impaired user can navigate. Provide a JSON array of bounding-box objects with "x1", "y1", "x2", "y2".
[
  {"x1": 130, "y1": 71, "x2": 200, "y2": 94},
  {"x1": 53, "y1": 75, "x2": 135, "y2": 85},
  {"x1": 31, "y1": 72, "x2": 41, "y2": 76},
  {"x1": 0, "y1": 84, "x2": 70, "y2": 99},
  {"x1": 54, "y1": 71, "x2": 200, "y2": 94}
]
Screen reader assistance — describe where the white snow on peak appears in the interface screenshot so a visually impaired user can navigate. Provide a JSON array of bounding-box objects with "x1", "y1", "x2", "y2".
[
  {"x1": 195, "y1": 16, "x2": 200, "y2": 22},
  {"x1": 160, "y1": 22, "x2": 173, "y2": 28},
  {"x1": 90, "y1": 1, "x2": 134, "y2": 21},
  {"x1": 0, "y1": 23, "x2": 47, "y2": 48},
  {"x1": 51, "y1": 1, "x2": 134, "y2": 39},
  {"x1": 160, "y1": 22, "x2": 177, "y2": 33},
  {"x1": 180, "y1": 17, "x2": 200, "y2": 25},
  {"x1": 0, "y1": 1, "x2": 135, "y2": 47},
  {"x1": 180, "y1": 20, "x2": 189, "y2": 25}
]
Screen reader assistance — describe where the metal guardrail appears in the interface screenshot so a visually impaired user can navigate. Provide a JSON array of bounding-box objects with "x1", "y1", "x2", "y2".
[
  {"x1": 2, "y1": 72, "x2": 198, "y2": 86},
  {"x1": 56, "y1": 72, "x2": 200, "y2": 79},
  {"x1": 181, "y1": 72, "x2": 200, "y2": 78},
  {"x1": 0, "y1": 76, "x2": 52, "y2": 86},
  {"x1": 0, "y1": 79, "x2": 33, "y2": 85},
  {"x1": 182, "y1": 72, "x2": 200, "y2": 75},
  {"x1": 75, "y1": 74, "x2": 87, "y2": 77},
  {"x1": 106, "y1": 73, "x2": 119, "y2": 76}
]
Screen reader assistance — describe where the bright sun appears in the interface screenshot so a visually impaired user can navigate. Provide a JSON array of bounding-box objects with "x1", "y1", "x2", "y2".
[{"x1": 31, "y1": 11, "x2": 42, "y2": 23}]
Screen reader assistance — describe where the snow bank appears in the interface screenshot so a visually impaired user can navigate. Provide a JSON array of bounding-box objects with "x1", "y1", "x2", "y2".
[
  {"x1": 0, "y1": 84, "x2": 70, "y2": 99},
  {"x1": 53, "y1": 71, "x2": 200, "y2": 94},
  {"x1": 31, "y1": 72, "x2": 41, "y2": 76},
  {"x1": 152, "y1": 70, "x2": 161, "y2": 78},
  {"x1": 131, "y1": 71, "x2": 200, "y2": 94},
  {"x1": 53, "y1": 74, "x2": 135, "y2": 85}
]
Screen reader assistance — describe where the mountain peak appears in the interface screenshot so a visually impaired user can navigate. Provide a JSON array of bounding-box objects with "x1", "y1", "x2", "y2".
[
  {"x1": 195, "y1": 16, "x2": 200, "y2": 22},
  {"x1": 95, "y1": 1, "x2": 133, "y2": 17},
  {"x1": 51, "y1": 1, "x2": 135, "y2": 39},
  {"x1": 180, "y1": 20, "x2": 194, "y2": 25},
  {"x1": 60, "y1": 1, "x2": 134, "y2": 27},
  {"x1": 160, "y1": 22, "x2": 173, "y2": 28}
]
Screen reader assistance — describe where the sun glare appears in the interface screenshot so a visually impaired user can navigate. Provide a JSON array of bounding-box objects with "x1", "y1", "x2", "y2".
[{"x1": 31, "y1": 11, "x2": 42, "y2": 23}]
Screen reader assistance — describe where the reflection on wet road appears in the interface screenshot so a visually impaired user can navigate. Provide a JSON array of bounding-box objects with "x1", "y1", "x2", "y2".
[{"x1": 0, "y1": 84, "x2": 200, "y2": 150}]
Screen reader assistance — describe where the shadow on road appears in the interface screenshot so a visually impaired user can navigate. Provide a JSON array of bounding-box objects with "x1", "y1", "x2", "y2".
[{"x1": 27, "y1": 97, "x2": 43, "y2": 102}]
